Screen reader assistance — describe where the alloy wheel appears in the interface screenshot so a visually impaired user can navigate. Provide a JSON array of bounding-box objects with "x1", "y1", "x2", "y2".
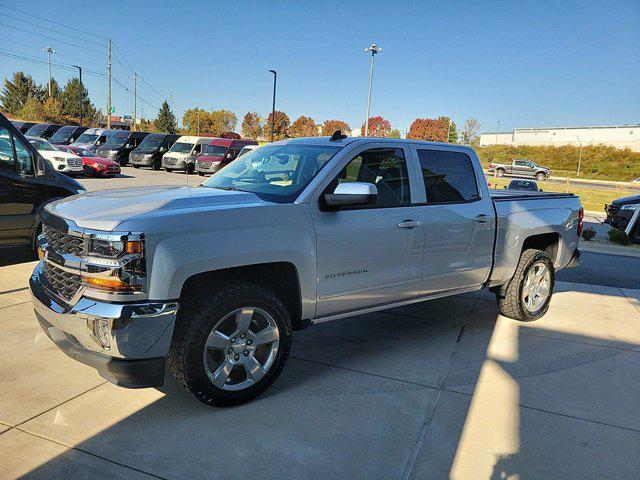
[{"x1": 522, "y1": 262, "x2": 551, "y2": 312}]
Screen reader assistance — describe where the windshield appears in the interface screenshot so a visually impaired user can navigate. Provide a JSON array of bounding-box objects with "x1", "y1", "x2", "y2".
[
  {"x1": 104, "y1": 134, "x2": 129, "y2": 148},
  {"x1": 49, "y1": 127, "x2": 75, "y2": 143},
  {"x1": 27, "y1": 125, "x2": 47, "y2": 135},
  {"x1": 75, "y1": 133, "x2": 99, "y2": 144},
  {"x1": 203, "y1": 145, "x2": 228, "y2": 156},
  {"x1": 29, "y1": 138, "x2": 57, "y2": 151},
  {"x1": 203, "y1": 144, "x2": 341, "y2": 203},
  {"x1": 137, "y1": 135, "x2": 163, "y2": 151},
  {"x1": 170, "y1": 142, "x2": 195, "y2": 153},
  {"x1": 238, "y1": 147, "x2": 254, "y2": 157}
]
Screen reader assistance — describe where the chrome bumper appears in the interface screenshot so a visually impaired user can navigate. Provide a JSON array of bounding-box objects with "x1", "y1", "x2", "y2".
[{"x1": 30, "y1": 262, "x2": 178, "y2": 387}]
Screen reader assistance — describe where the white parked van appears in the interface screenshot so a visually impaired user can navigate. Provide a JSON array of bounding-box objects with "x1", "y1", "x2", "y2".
[
  {"x1": 162, "y1": 135, "x2": 212, "y2": 173},
  {"x1": 26, "y1": 136, "x2": 83, "y2": 174}
]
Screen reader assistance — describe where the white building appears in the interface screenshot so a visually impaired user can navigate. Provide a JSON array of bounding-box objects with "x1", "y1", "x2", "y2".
[{"x1": 480, "y1": 124, "x2": 640, "y2": 152}]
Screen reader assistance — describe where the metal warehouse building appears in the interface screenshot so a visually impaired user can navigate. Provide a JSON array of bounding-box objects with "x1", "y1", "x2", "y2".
[{"x1": 480, "y1": 124, "x2": 640, "y2": 152}]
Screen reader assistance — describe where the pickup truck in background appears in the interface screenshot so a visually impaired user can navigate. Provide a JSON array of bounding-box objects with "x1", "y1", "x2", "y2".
[
  {"x1": 30, "y1": 135, "x2": 582, "y2": 406},
  {"x1": 488, "y1": 158, "x2": 550, "y2": 180}
]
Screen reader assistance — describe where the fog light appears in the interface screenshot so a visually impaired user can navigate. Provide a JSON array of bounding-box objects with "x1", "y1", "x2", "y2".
[{"x1": 87, "y1": 317, "x2": 111, "y2": 350}]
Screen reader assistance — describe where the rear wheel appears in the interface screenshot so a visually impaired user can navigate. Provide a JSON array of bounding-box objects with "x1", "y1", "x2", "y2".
[
  {"x1": 152, "y1": 160, "x2": 160, "y2": 170},
  {"x1": 186, "y1": 163, "x2": 195, "y2": 174},
  {"x1": 168, "y1": 281, "x2": 292, "y2": 406},
  {"x1": 197, "y1": 172, "x2": 204, "y2": 176},
  {"x1": 535, "y1": 172, "x2": 546, "y2": 181},
  {"x1": 132, "y1": 164, "x2": 140, "y2": 169},
  {"x1": 165, "y1": 168, "x2": 172, "y2": 173},
  {"x1": 497, "y1": 249, "x2": 554, "y2": 322},
  {"x1": 496, "y1": 168, "x2": 505, "y2": 178}
]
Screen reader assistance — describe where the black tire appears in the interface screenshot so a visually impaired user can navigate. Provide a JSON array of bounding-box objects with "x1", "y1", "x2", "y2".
[
  {"x1": 132, "y1": 165, "x2": 140, "y2": 169},
  {"x1": 497, "y1": 249, "x2": 555, "y2": 322},
  {"x1": 496, "y1": 168, "x2": 505, "y2": 178},
  {"x1": 197, "y1": 172, "x2": 204, "y2": 176},
  {"x1": 535, "y1": 172, "x2": 546, "y2": 181},
  {"x1": 168, "y1": 281, "x2": 292, "y2": 406},
  {"x1": 186, "y1": 163, "x2": 195, "y2": 175},
  {"x1": 165, "y1": 168, "x2": 172, "y2": 173},
  {"x1": 152, "y1": 160, "x2": 160, "y2": 171}
]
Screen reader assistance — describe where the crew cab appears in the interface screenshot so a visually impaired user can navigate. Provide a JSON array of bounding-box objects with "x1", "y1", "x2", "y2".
[
  {"x1": 195, "y1": 138, "x2": 258, "y2": 175},
  {"x1": 488, "y1": 158, "x2": 550, "y2": 180},
  {"x1": 30, "y1": 135, "x2": 582, "y2": 407}
]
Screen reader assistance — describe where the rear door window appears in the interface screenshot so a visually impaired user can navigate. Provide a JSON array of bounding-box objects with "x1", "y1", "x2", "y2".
[{"x1": 417, "y1": 149, "x2": 479, "y2": 203}]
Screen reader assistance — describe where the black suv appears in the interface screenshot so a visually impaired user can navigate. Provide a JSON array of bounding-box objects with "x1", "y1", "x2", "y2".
[
  {"x1": 0, "y1": 113, "x2": 85, "y2": 252},
  {"x1": 605, "y1": 193, "x2": 640, "y2": 230}
]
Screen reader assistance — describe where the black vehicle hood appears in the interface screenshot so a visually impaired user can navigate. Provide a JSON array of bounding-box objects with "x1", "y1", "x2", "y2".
[{"x1": 612, "y1": 193, "x2": 640, "y2": 205}]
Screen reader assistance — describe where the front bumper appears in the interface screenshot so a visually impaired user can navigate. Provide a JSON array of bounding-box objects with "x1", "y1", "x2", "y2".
[
  {"x1": 29, "y1": 262, "x2": 178, "y2": 388},
  {"x1": 129, "y1": 154, "x2": 154, "y2": 166},
  {"x1": 195, "y1": 161, "x2": 223, "y2": 174},
  {"x1": 162, "y1": 157, "x2": 189, "y2": 170}
]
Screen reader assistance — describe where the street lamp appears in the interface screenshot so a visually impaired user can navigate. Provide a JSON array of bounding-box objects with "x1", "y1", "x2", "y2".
[
  {"x1": 72, "y1": 65, "x2": 83, "y2": 126},
  {"x1": 575, "y1": 135, "x2": 582, "y2": 176},
  {"x1": 496, "y1": 120, "x2": 500, "y2": 144},
  {"x1": 363, "y1": 43, "x2": 382, "y2": 137},
  {"x1": 268, "y1": 69, "x2": 277, "y2": 142},
  {"x1": 42, "y1": 47, "x2": 55, "y2": 96}
]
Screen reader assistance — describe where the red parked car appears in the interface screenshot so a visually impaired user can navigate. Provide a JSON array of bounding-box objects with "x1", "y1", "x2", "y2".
[{"x1": 58, "y1": 145, "x2": 121, "y2": 176}]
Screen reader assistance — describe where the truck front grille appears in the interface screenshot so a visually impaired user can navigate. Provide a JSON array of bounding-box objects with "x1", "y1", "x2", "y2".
[
  {"x1": 43, "y1": 261, "x2": 82, "y2": 302},
  {"x1": 43, "y1": 224, "x2": 84, "y2": 256}
]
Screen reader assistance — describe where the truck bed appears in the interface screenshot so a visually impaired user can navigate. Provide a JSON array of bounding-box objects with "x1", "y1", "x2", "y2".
[{"x1": 489, "y1": 189, "x2": 576, "y2": 201}]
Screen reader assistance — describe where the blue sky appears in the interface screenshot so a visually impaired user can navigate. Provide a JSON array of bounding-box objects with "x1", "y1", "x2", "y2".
[{"x1": 1, "y1": 0, "x2": 638, "y2": 134}]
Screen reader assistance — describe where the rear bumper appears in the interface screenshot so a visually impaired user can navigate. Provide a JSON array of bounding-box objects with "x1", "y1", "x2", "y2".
[{"x1": 29, "y1": 262, "x2": 178, "y2": 388}]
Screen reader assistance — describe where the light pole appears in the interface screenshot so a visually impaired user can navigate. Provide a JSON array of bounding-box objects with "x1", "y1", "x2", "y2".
[
  {"x1": 575, "y1": 135, "x2": 582, "y2": 176},
  {"x1": 495, "y1": 120, "x2": 500, "y2": 144},
  {"x1": 363, "y1": 43, "x2": 381, "y2": 137},
  {"x1": 42, "y1": 47, "x2": 55, "y2": 96},
  {"x1": 72, "y1": 65, "x2": 83, "y2": 126},
  {"x1": 268, "y1": 70, "x2": 277, "y2": 142}
]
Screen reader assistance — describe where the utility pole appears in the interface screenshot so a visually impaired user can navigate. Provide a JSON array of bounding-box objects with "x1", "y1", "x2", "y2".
[
  {"x1": 106, "y1": 37, "x2": 112, "y2": 129},
  {"x1": 363, "y1": 43, "x2": 381, "y2": 137},
  {"x1": 575, "y1": 135, "x2": 582, "y2": 176},
  {"x1": 495, "y1": 120, "x2": 500, "y2": 144},
  {"x1": 132, "y1": 72, "x2": 137, "y2": 132},
  {"x1": 268, "y1": 70, "x2": 277, "y2": 142},
  {"x1": 42, "y1": 47, "x2": 55, "y2": 96},
  {"x1": 446, "y1": 118, "x2": 452, "y2": 143},
  {"x1": 72, "y1": 65, "x2": 83, "y2": 126}
]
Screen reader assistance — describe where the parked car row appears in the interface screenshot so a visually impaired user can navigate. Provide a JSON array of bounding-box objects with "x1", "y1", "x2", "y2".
[{"x1": 10, "y1": 119, "x2": 259, "y2": 178}]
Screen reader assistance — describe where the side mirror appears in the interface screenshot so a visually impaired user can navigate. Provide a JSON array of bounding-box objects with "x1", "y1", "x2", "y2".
[{"x1": 324, "y1": 182, "x2": 377, "y2": 208}]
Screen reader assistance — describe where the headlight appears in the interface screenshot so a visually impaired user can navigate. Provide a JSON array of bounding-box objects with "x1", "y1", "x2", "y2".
[
  {"x1": 83, "y1": 232, "x2": 146, "y2": 293},
  {"x1": 621, "y1": 204, "x2": 640, "y2": 211},
  {"x1": 53, "y1": 156, "x2": 65, "y2": 162}
]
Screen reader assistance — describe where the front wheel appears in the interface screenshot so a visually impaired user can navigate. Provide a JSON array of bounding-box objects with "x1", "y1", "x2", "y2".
[
  {"x1": 168, "y1": 281, "x2": 292, "y2": 406},
  {"x1": 497, "y1": 249, "x2": 555, "y2": 322}
]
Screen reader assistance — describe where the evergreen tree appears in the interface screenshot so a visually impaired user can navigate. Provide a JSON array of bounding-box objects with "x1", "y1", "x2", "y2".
[
  {"x1": 154, "y1": 100, "x2": 177, "y2": 134},
  {"x1": 60, "y1": 78, "x2": 96, "y2": 121},
  {"x1": 43, "y1": 78, "x2": 61, "y2": 100},
  {"x1": 0, "y1": 71, "x2": 43, "y2": 115}
]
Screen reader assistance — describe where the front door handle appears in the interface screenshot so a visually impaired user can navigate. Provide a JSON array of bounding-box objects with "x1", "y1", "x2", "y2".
[
  {"x1": 474, "y1": 214, "x2": 491, "y2": 223},
  {"x1": 397, "y1": 219, "x2": 422, "y2": 229}
]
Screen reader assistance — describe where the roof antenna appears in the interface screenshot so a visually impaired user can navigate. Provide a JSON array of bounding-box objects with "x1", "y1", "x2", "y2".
[{"x1": 329, "y1": 129, "x2": 348, "y2": 142}]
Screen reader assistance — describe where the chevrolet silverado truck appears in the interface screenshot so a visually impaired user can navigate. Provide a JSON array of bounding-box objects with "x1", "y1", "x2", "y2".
[
  {"x1": 30, "y1": 134, "x2": 582, "y2": 406},
  {"x1": 488, "y1": 158, "x2": 550, "y2": 180}
]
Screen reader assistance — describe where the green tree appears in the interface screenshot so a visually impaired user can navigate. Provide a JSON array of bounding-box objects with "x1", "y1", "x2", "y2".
[
  {"x1": 242, "y1": 111, "x2": 262, "y2": 139},
  {"x1": 289, "y1": 115, "x2": 318, "y2": 137},
  {"x1": 321, "y1": 119, "x2": 350, "y2": 136},
  {"x1": 265, "y1": 110, "x2": 290, "y2": 141},
  {"x1": 60, "y1": 78, "x2": 96, "y2": 122},
  {"x1": 438, "y1": 116, "x2": 458, "y2": 143},
  {"x1": 389, "y1": 128, "x2": 401, "y2": 138},
  {"x1": 42, "y1": 78, "x2": 61, "y2": 100},
  {"x1": 1, "y1": 71, "x2": 43, "y2": 115},
  {"x1": 42, "y1": 97, "x2": 64, "y2": 122},
  {"x1": 182, "y1": 108, "x2": 208, "y2": 134},
  {"x1": 154, "y1": 101, "x2": 177, "y2": 133},
  {"x1": 17, "y1": 96, "x2": 44, "y2": 121}
]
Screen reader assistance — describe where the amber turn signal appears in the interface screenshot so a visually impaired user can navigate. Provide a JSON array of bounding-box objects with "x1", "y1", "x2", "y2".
[
  {"x1": 82, "y1": 275, "x2": 142, "y2": 292},
  {"x1": 125, "y1": 240, "x2": 143, "y2": 254}
]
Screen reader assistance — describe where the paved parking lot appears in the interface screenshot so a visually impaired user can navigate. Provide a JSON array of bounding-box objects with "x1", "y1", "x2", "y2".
[
  {"x1": 1, "y1": 259, "x2": 639, "y2": 479},
  {"x1": 1, "y1": 167, "x2": 639, "y2": 479}
]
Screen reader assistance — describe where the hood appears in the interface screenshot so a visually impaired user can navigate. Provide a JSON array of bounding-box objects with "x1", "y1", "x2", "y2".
[
  {"x1": 164, "y1": 151, "x2": 190, "y2": 158},
  {"x1": 86, "y1": 156, "x2": 119, "y2": 166},
  {"x1": 612, "y1": 193, "x2": 640, "y2": 205},
  {"x1": 42, "y1": 150, "x2": 82, "y2": 161},
  {"x1": 46, "y1": 185, "x2": 266, "y2": 231}
]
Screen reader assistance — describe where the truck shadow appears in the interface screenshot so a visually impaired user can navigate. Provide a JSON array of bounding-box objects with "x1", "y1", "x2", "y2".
[{"x1": 16, "y1": 286, "x2": 640, "y2": 479}]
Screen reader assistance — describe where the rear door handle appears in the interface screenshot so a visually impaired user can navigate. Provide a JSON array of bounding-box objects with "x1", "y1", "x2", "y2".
[
  {"x1": 397, "y1": 219, "x2": 422, "y2": 229},
  {"x1": 474, "y1": 214, "x2": 491, "y2": 223}
]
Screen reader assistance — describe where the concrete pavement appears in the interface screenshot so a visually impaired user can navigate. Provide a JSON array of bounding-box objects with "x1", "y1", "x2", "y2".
[{"x1": 1, "y1": 261, "x2": 639, "y2": 479}]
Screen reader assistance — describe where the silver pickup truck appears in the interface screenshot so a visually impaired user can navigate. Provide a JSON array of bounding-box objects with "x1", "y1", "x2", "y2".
[
  {"x1": 30, "y1": 135, "x2": 582, "y2": 406},
  {"x1": 488, "y1": 158, "x2": 550, "y2": 180}
]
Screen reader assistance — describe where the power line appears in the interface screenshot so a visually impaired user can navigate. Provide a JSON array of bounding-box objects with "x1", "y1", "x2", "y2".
[
  {"x1": 0, "y1": 3, "x2": 107, "y2": 40},
  {"x1": 0, "y1": 37, "x2": 104, "y2": 69},
  {"x1": 0, "y1": 12, "x2": 105, "y2": 48},
  {"x1": 0, "y1": 47, "x2": 104, "y2": 77},
  {"x1": 0, "y1": 22, "x2": 105, "y2": 55}
]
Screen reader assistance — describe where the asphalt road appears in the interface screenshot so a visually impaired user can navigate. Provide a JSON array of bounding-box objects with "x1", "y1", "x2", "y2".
[{"x1": 556, "y1": 251, "x2": 640, "y2": 289}]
